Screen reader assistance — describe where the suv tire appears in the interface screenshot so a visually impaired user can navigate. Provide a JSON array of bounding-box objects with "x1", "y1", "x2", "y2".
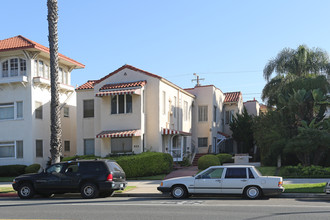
[
  {"x1": 18, "y1": 183, "x2": 35, "y2": 199},
  {"x1": 81, "y1": 183, "x2": 99, "y2": 199}
]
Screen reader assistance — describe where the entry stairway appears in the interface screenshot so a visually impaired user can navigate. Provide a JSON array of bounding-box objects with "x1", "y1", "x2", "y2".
[{"x1": 192, "y1": 153, "x2": 207, "y2": 166}]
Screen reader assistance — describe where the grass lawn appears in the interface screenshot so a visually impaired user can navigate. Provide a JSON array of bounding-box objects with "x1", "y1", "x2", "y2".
[
  {"x1": 0, "y1": 187, "x2": 15, "y2": 194},
  {"x1": 116, "y1": 186, "x2": 136, "y2": 193},
  {"x1": 0, "y1": 177, "x2": 15, "y2": 182},
  {"x1": 283, "y1": 182, "x2": 326, "y2": 193}
]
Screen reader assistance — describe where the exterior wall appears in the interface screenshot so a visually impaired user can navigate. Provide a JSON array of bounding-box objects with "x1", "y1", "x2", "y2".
[
  {"x1": 244, "y1": 100, "x2": 260, "y2": 116},
  {"x1": 186, "y1": 86, "x2": 225, "y2": 154},
  {"x1": 0, "y1": 51, "x2": 77, "y2": 167}
]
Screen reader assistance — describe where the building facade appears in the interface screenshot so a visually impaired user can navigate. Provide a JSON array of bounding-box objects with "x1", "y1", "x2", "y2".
[
  {"x1": 0, "y1": 35, "x2": 84, "y2": 166},
  {"x1": 77, "y1": 65, "x2": 243, "y2": 161}
]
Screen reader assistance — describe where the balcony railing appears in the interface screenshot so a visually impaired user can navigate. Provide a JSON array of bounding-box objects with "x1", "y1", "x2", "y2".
[{"x1": 0, "y1": 76, "x2": 28, "y2": 85}]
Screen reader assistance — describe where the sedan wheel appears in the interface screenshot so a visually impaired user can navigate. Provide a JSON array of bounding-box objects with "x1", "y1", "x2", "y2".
[
  {"x1": 171, "y1": 185, "x2": 187, "y2": 199},
  {"x1": 18, "y1": 183, "x2": 35, "y2": 199},
  {"x1": 81, "y1": 183, "x2": 99, "y2": 199},
  {"x1": 244, "y1": 186, "x2": 261, "y2": 199}
]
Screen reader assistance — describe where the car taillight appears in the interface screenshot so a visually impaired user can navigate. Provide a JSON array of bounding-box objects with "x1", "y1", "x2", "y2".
[
  {"x1": 278, "y1": 181, "x2": 283, "y2": 187},
  {"x1": 107, "y1": 174, "x2": 113, "y2": 181}
]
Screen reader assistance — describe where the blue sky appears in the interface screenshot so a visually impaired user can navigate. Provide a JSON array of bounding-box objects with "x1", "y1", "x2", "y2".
[{"x1": 2, "y1": 0, "x2": 330, "y2": 103}]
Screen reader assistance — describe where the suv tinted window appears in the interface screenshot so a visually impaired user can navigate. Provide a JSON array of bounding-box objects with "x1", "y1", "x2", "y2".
[
  {"x1": 225, "y1": 168, "x2": 247, "y2": 178},
  {"x1": 107, "y1": 161, "x2": 124, "y2": 172},
  {"x1": 79, "y1": 162, "x2": 105, "y2": 173}
]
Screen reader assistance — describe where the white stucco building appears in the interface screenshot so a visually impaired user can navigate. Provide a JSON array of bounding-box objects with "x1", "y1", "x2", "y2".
[
  {"x1": 244, "y1": 98, "x2": 260, "y2": 117},
  {"x1": 0, "y1": 35, "x2": 84, "y2": 166},
  {"x1": 76, "y1": 65, "x2": 244, "y2": 161}
]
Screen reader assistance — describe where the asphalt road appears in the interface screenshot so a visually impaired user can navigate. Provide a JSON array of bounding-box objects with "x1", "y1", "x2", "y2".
[{"x1": 1, "y1": 196, "x2": 330, "y2": 220}]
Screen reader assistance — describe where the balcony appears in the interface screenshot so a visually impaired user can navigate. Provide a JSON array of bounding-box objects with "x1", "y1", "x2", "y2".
[
  {"x1": 0, "y1": 75, "x2": 28, "y2": 85},
  {"x1": 33, "y1": 77, "x2": 74, "y2": 92}
]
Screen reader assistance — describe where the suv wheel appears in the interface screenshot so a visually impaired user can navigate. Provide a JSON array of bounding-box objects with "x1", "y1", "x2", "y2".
[
  {"x1": 81, "y1": 183, "x2": 99, "y2": 199},
  {"x1": 18, "y1": 183, "x2": 35, "y2": 199}
]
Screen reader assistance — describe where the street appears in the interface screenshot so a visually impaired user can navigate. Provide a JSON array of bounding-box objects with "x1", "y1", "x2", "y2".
[{"x1": 1, "y1": 196, "x2": 330, "y2": 220}]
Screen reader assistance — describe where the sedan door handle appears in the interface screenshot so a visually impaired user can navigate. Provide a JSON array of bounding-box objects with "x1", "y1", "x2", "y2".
[
  {"x1": 241, "y1": 180, "x2": 247, "y2": 182},
  {"x1": 215, "y1": 180, "x2": 221, "y2": 182}
]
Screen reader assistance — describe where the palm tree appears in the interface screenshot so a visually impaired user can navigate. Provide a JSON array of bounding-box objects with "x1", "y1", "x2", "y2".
[
  {"x1": 263, "y1": 45, "x2": 330, "y2": 81},
  {"x1": 262, "y1": 45, "x2": 330, "y2": 105},
  {"x1": 47, "y1": 0, "x2": 62, "y2": 164}
]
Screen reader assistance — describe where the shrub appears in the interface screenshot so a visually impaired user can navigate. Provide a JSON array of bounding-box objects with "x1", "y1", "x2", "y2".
[
  {"x1": 279, "y1": 164, "x2": 330, "y2": 178},
  {"x1": 0, "y1": 165, "x2": 27, "y2": 177},
  {"x1": 114, "y1": 152, "x2": 173, "y2": 178},
  {"x1": 25, "y1": 164, "x2": 41, "y2": 174},
  {"x1": 198, "y1": 154, "x2": 220, "y2": 170},
  {"x1": 62, "y1": 155, "x2": 100, "y2": 161},
  {"x1": 216, "y1": 153, "x2": 233, "y2": 165}
]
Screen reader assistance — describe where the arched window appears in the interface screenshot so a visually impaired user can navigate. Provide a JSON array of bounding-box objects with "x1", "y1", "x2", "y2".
[{"x1": 1, "y1": 58, "x2": 26, "y2": 77}]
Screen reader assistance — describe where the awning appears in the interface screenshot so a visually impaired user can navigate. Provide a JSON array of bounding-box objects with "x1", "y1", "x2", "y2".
[
  {"x1": 217, "y1": 131, "x2": 230, "y2": 139},
  {"x1": 96, "y1": 129, "x2": 141, "y2": 138},
  {"x1": 161, "y1": 128, "x2": 191, "y2": 136},
  {"x1": 95, "y1": 88, "x2": 141, "y2": 97}
]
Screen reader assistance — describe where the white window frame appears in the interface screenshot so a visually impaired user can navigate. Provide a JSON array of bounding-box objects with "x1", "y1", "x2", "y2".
[
  {"x1": 1, "y1": 58, "x2": 26, "y2": 77},
  {"x1": 35, "y1": 101, "x2": 43, "y2": 119},
  {"x1": 173, "y1": 96, "x2": 177, "y2": 118},
  {"x1": 162, "y1": 91, "x2": 166, "y2": 115},
  {"x1": 63, "y1": 106, "x2": 69, "y2": 118},
  {"x1": 0, "y1": 102, "x2": 24, "y2": 121},
  {"x1": 184, "y1": 101, "x2": 188, "y2": 121},
  {"x1": 0, "y1": 141, "x2": 23, "y2": 159},
  {"x1": 198, "y1": 105, "x2": 208, "y2": 122},
  {"x1": 111, "y1": 94, "x2": 133, "y2": 115},
  {"x1": 36, "y1": 140, "x2": 43, "y2": 158}
]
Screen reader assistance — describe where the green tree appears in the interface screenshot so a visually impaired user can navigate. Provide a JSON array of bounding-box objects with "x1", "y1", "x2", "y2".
[
  {"x1": 230, "y1": 108, "x2": 254, "y2": 155},
  {"x1": 47, "y1": 0, "x2": 62, "y2": 164}
]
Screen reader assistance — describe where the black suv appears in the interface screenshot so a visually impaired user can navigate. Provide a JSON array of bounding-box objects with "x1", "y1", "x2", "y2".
[{"x1": 12, "y1": 160, "x2": 127, "y2": 199}]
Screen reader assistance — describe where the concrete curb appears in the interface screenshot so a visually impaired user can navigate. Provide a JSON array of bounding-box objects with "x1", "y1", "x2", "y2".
[{"x1": 0, "y1": 192, "x2": 328, "y2": 199}]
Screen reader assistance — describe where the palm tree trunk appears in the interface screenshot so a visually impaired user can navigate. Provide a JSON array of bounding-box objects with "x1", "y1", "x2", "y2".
[{"x1": 47, "y1": 0, "x2": 62, "y2": 164}]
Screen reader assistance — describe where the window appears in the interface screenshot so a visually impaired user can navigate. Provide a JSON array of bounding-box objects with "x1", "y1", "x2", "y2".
[
  {"x1": 10, "y1": 58, "x2": 18, "y2": 76},
  {"x1": 63, "y1": 107, "x2": 69, "y2": 118},
  {"x1": 19, "y1": 59, "x2": 26, "y2": 76},
  {"x1": 64, "y1": 141, "x2": 70, "y2": 152},
  {"x1": 111, "y1": 137, "x2": 132, "y2": 153},
  {"x1": 35, "y1": 102, "x2": 43, "y2": 119},
  {"x1": 225, "y1": 168, "x2": 247, "y2": 179},
  {"x1": 45, "y1": 64, "x2": 50, "y2": 79},
  {"x1": 63, "y1": 71, "x2": 68, "y2": 85},
  {"x1": 111, "y1": 94, "x2": 132, "y2": 114},
  {"x1": 198, "y1": 137, "x2": 208, "y2": 148},
  {"x1": 16, "y1": 141, "x2": 23, "y2": 158},
  {"x1": 84, "y1": 139, "x2": 95, "y2": 155},
  {"x1": 0, "y1": 141, "x2": 15, "y2": 158},
  {"x1": 16, "y1": 101, "x2": 23, "y2": 119},
  {"x1": 38, "y1": 60, "x2": 44, "y2": 77},
  {"x1": 59, "y1": 68, "x2": 63, "y2": 83},
  {"x1": 198, "y1": 106, "x2": 208, "y2": 122},
  {"x1": 173, "y1": 96, "x2": 177, "y2": 117},
  {"x1": 200, "y1": 168, "x2": 224, "y2": 179},
  {"x1": 162, "y1": 91, "x2": 166, "y2": 115},
  {"x1": 248, "y1": 168, "x2": 255, "y2": 179},
  {"x1": 0, "y1": 103, "x2": 14, "y2": 120},
  {"x1": 36, "y1": 140, "x2": 43, "y2": 157},
  {"x1": 225, "y1": 110, "x2": 234, "y2": 124},
  {"x1": 213, "y1": 106, "x2": 217, "y2": 122},
  {"x1": 184, "y1": 101, "x2": 188, "y2": 121},
  {"x1": 83, "y1": 100, "x2": 94, "y2": 118},
  {"x1": 2, "y1": 61, "x2": 8, "y2": 77},
  {"x1": 46, "y1": 164, "x2": 64, "y2": 174}
]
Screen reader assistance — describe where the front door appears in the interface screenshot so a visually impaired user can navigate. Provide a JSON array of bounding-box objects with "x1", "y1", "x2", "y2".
[
  {"x1": 171, "y1": 136, "x2": 183, "y2": 162},
  {"x1": 194, "y1": 168, "x2": 224, "y2": 194},
  {"x1": 221, "y1": 167, "x2": 248, "y2": 194},
  {"x1": 35, "y1": 164, "x2": 64, "y2": 191},
  {"x1": 60, "y1": 163, "x2": 81, "y2": 190}
]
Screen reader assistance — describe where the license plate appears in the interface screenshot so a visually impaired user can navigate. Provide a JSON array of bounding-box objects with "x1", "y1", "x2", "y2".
[{"x1": 120, "y1": 184, "x2": 123, "y2": 188}]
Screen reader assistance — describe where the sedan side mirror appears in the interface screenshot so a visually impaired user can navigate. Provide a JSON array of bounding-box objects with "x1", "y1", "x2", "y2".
[{"x1": 195, "y1": 175, "x2": 201, "y2": 179}]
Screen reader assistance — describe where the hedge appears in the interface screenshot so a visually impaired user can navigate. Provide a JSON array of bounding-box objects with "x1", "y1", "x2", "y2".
[
  {"x1": 0, "y1": 165, "x2": 27, "y2": 177},
  {"x1": 25, "y1": 164, "x2": 41, "y2": 174},
  {"x1": 113, "y1": 152, "x2": 173, "y2": 178},
  {"x1": 216, "y1": 153, "x2": 233, "y2": 165},
  {"x1": 279, "y1": 165, "x2": 330, "y2": 178},
  {"x1": 62, "y1": 152, "x2": 173, "y2": 178},
  {"x1": 198, "y1": 154, "x2": 220, "y2": 170}
]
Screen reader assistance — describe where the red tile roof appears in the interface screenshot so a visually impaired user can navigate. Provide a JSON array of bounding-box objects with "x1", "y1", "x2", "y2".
[
  {"x1": 76, "y1": 80, "x2": 96, "y2": 90},
  {"x1": 224, "y1": 92, "x2": 242, "y2": 103},
  {"x1": 0, "y1": 35, "x2": 85, "y2": 68},
  {"x1": 99, "y1": 80, "x2": 146, "y2": 91}
]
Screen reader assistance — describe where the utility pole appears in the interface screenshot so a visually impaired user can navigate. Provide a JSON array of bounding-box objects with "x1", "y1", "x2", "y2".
[{"x1": 192, "y1": 73, "x2": 205, "y2": 87}]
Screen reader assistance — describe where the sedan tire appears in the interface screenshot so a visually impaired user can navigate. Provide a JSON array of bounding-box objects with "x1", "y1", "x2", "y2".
[
  {"x1": 244, "y1": 186, "x2": 262, "y2": 199},
  {"x1": 80, "y1": 183, "x2": 99, "y2": 199},
  {"x1": 171, "y1": 185, "x2": 188, "y2": 199},
  {"x1": 18, "y1": 183, "x2": 35, "y2": 199}
]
